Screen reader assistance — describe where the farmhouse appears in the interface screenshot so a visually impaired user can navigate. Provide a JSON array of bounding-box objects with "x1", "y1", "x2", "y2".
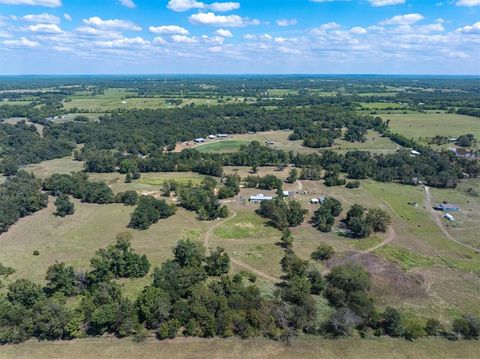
[
  {"x1": 434, "y1": 204, "x2": 459, "y2": 212},
  {"x1": 250, "y1": 194, "x2": 273, "y2": 203},
  {"x1": 194, "y1": 138, "x2": 206, "y2": 143}
]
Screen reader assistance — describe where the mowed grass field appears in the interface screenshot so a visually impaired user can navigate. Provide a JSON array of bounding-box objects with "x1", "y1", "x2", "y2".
[
  {"x1": 1, "y1": 337, "x2": 479, "y2": 359},
  {"x1": 192, "y1": 130, "x2": 398, "y2": 155},
  {"x1": 195, "y1": 140, "x2": 252, "y2": 153},
  {"x1": 381, "y1": 113, "x2": 480, "y2": 142},
  {"x1": 63, "y1": 88, "x2": 221, "y2": 112}
]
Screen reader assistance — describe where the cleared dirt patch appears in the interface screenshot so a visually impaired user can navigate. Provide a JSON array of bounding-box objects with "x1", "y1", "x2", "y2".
[{"x1": 327, "y1": 251, "x2": 427, "y2": 300}]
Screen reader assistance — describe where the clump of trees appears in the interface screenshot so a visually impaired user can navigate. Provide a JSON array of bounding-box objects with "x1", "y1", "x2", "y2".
[
  {"x1": 218, "y1": 175, "x2": 241, "y2": 199},
  {"x1": 257, "y1": 198, "x2": 307, "y2": 229},
  {"x1": 89, "y1": 232, "x2": 151, "y2": 283},
  {"x1": 311, "y1": 243, "x2": 335, "y2": 261},
  {"x1": 178, "y1": 178, "x2": 223, "y2": 220},
  {"x1": 54, "y1": 195, "x2": 75, "y2": 217},
  {"x1": 311, "y1": 197, "x2": 343, "y2": 232},
  {"x1": 0, "y1": 171, "x2": 48, "y2": 234},
  {"x1": 115, "y1": 191, "x2": 139, "y2": 206},
  {"x1": 244, "y1": 174, "x2": 283, "y2": 191},
  {"x1": 43, "y1": 172, "x2": 115, "y2": 204},
  {"x1": 345, "y1": 204, "x2": 391, "y2": 238},
  {"x1": 129, "y1": 196, "x2": 176, "y2": 230},
  {"x1": 286, "y1": 168, "x2": 299, "y2": 183}
]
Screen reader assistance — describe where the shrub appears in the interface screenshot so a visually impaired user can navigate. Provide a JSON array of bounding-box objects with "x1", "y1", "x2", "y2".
[{"x1": 311, "y1": 243, "x2": 335, "y2": 261}]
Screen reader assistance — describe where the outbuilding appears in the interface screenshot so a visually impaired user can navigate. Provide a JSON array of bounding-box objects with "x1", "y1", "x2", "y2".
[
  {"x1": 434, "y1": 204, "x2": 459, "y2": 212},
  {"x1": 250, "y1": 194, "x2": 273, "y2": 203},
  {"x1": 443, "y1": 213, "x2": 455, "y2": 221},
  {"x1": 194, "y1": 138, "x2": 206, "y2": 143}
]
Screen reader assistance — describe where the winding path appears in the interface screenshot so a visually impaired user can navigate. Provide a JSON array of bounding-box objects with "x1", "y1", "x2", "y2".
[
  {"x1": 204, "y1": 209, "x2": 280, "y2": 283},
  {"x1": 423, "y1": 186, "x2": 479, "y2": 252},
  {"x1": 360, "y1": 226, "x2": 396, "y2": 254}
]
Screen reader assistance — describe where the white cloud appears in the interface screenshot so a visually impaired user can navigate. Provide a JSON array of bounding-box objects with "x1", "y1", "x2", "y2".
[
  {"x1": 456, "y1": 0, "x2": 480, "y2": 6},
  {"x1": 167, "y1": 0, "x2": 203, "y2": 11},
  {"x1": 276, "y1": 19, "x2": 297, "y2": 27},
  {"x1": 20, "y1": 13, "x2": 59, "y2": 23},
  {"x1": 208, "y1": 45, "x2": 222, "y2": 52},
  {"x1": 215, "y1": 28, "x2": 233, "y2": 37},
  {"x1": 152, "y1": 36, "x2": 166, "y2": 45},
  {"x1": 189, "y1": 12, "x2": 259, "y2": 27},
  {"x1": 368, "y1": 0, "x2": 405, "y2": 6},
  {"x1": 22, "y1": 23, "x2": 62, "y2": 33},
  {"x1": 167, "y1": 0, "x2": 239, "y2": 12},
  {"x1": 95, "y1": 37, "x2": 149, "y2": 48},
  {"x1": 172, "y1": 34, "x2": 197, "y2": 43},
  {"x1": 3, "y1": 36, "x2": 39, "y2": 47},
  {"x1": 311, "y1": 22, "x2": 341, "y2": 35},
  {"x1": 76, "y1": 26, "x2": 122, "y2": 39},
  {"x1": 380, "y1": 13, "x2": 424, "y2": 25},
  {"x1": 83, "y1": 17, "x2": 141, "y2": 31},
  {"x1": 149, "y1": 25, "x2": 189, "y2": 35},
  {"x1": 0, "y1": 0, "x2": 61, "y2": 7},
  {"x1": 243, "y1": 33, "x2": 273, "y2": 41},
  {"x1": 456, "y1": 22, "x2": 480, "y2": 34},
  {"x1": 350, "y1": 26, "x2": 367, "y2": 34},
  {"x1": 119, "y1": 0, "x2": 136, "y2": 8},
  {"x1": 447, "y1": 51, "x2": 469, "y2": 59},
  {"x1": 63, "y1": 13, "x2": 71, "y2": 21},
  {"x1": 208, "y1": 2, "x2": 240, "y2": 12}
]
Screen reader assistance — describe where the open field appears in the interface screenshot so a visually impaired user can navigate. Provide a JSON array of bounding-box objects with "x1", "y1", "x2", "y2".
[
  {"x1": 191, "y1": 130, "x2": 399, "y2": 155},
  {"x1": 360, "y1": 102, "x2": 404, "y2": 110},
  {"x1": 0, "y1": 100, "x2": 32, "y2": 106},
  {"x1": 5, "y1": 153, "x2": 479, "y2": 321},
  {"x1": 196, "y1": 140, "x2": 252, "y2": 153},
  {"x1": 63, "y1": 88, "x2": 222, "y2": 111},
  {"x1": 23, "y1": 156, "x2": 84, "y2": 178},
  {"x1": 1, "y1": 337, "x2": 478, "y2": 359},
  {"x1": 0, "y1": 197, "x2": 209, "y2": 295},
  {"x1": 381, "y1": 113, "x2": 480, "y2": 143}
]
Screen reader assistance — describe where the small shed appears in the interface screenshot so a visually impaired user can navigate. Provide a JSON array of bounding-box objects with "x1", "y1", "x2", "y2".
[
  {"x1": 208, "y1": 135, "x2": 217, "y2": 139},
  {"x1": 310, "y1": 198, "x2": 320, "y2": 204},
  {"x1": 194, "y1": 138, "x2": 206, "y2": 143},
  {"x1": 443, "y1": 213, "x2": 455, "y2": 221},
  {"x1": 283, "y1": 191, "x2": 295, "y2": 197},
  {"x1": 410, "y1": 150, "x2": 421, "y2": 156},
  {"x1": 217, "y1": 134, "x2": 229, "y2": 139}
]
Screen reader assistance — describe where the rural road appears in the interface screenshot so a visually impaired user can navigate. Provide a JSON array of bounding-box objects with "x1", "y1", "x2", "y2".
[
  {"x1": 204, "y1": 209, "x2": 280, "y2": 284},
  {"x1": 423, "y1": 186, "x2": 479, "y2": 252}
]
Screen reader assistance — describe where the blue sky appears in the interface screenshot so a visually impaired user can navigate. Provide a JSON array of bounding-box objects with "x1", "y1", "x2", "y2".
[{"x1": 0, "y1": 0, "x2": 479, "y2": 74}]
